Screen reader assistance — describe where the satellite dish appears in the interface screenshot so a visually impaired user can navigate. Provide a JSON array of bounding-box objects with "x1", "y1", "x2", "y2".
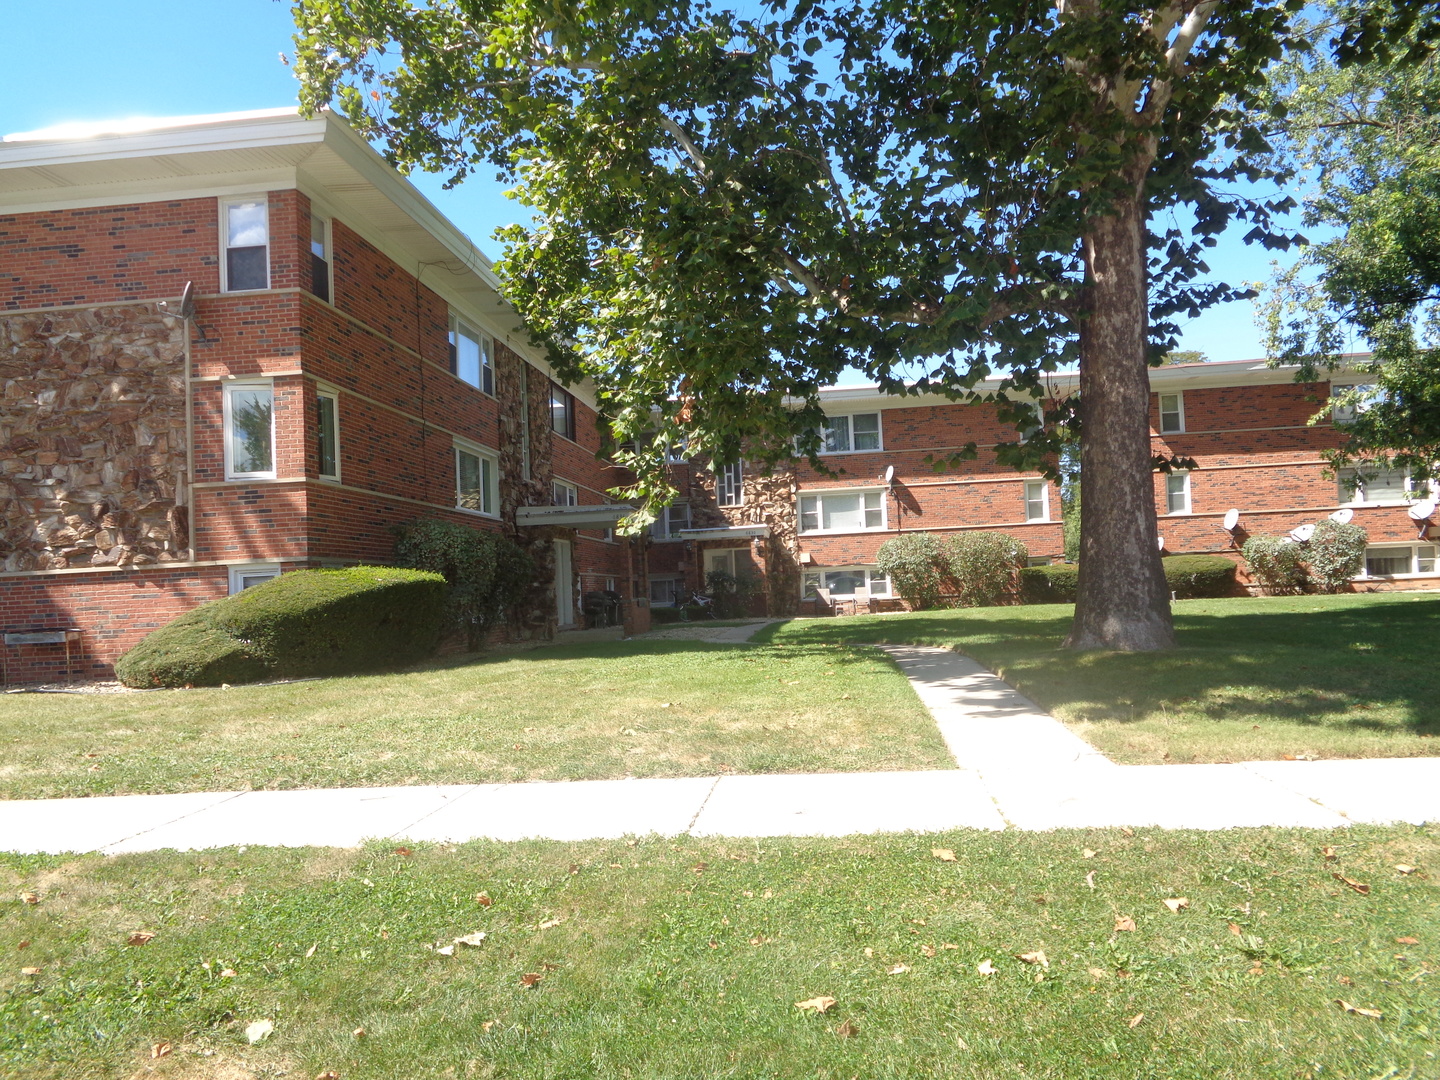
[
  {"x1": 1289, "y1": 523, "x2": 1316, "y2": 543},
  {"x1": 1329, "y1": 507, "x2": 1354, "y2": 524},
  {"x1": 1157, "y1": 536, "x2": 1166, "y2": 551},
  {"x1": 884, "y1": 465, "x2": 895, "y2": 486},
  {"x1": 159, "y1": 280, "x2": 196, "y2": 321},
  {"x1": 1407, "y1": 498, "x2": 1437, "y2": 521},
  {"x1": 1222, "y1": 508, "x2": 1240, "y2": 531}
]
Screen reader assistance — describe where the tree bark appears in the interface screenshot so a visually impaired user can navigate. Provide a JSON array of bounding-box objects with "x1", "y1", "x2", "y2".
[{"x1": 1065, "y1": 185, "x2": 1176, "y2": 651}]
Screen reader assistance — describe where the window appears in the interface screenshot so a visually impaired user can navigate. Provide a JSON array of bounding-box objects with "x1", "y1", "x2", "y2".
[
  {"x1": 448, "y1": 317, "x2": 495, "y2": 395},
  {"x1": 315, "y1": 388, "x2": 339, "y2": 481},
  {"x1": 649, "y1": 503, "x2": 691, "y2": 540},
  {"x1": 649, "y1": 577, "x2": 681, "y2": 606},
  {"x1": 1159, "y1": 392, "x2": 1185, "y2": 434},
  {"x1": 1024, "y1": 480, "x2": 1050, "y2": 522},
  {"x1": 718, "y1": 461, "x2": 743, "y2": 507},
  {"x1": 455, "y1": 442, "x2": 499, "y2": 516},
  {"x1": 801, "y1": 567, "x2": 891, "y2": 599},
  {"x1": 228, "y1": 564, "x2": 280, "y2": 594},
  {"x1": 1331, "y1": 382, "x2": 1378, "y2": 423},
  {"x1": 1363, "y1": 544, "x2": 1437, "y2": 578},
  {"x1": 550, "y1": 383, "x2": 576, "y2": 441},
  {"x1": 799, "y1": 490, "x2": 885, "y2": 533},
  {"x1": 223, "y1": 199, "x2": 269, "y2": 291},
  {"x1": 1338, "y1": 467, "x2": 1431, "y2": 506},
  {"x1": 223, "y1": 382, "x2": 275, "y2": 480},
  {"x1": 309, "y1": 214, "x2": 330, "y2": 303},
  {"x1": 552, "y1": 479, "x2": 578, "y2": 506},
  {"x1": 1165, "y1": 472, "x2": 1191, "y2": 515},
  {"x1": 821, "y1": 412, "x2": 881, "y2": 453}
]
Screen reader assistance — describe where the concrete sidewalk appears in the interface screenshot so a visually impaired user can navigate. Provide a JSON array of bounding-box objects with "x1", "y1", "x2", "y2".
[{"x1": 1, "y1": 645, "x2": 1436, "y2": 854}]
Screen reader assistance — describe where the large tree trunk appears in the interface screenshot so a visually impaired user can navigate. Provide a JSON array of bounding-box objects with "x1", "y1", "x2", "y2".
[{"x1": 1065, "y1": 186, "x2": 1176, "y2": 651}]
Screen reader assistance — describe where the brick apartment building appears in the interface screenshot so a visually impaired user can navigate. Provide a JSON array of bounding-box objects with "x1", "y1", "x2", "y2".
[{"x1": 2, "y1": 110, "x2": 1435, "y2": 680}]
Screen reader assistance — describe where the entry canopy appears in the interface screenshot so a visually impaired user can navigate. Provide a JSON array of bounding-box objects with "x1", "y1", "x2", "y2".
[
  {"x1": 677, "y1": 525, "x2": 771, "y2": 540},
  {"x1": 514, "y1": 504, "x2": 633, "y2": 528}
]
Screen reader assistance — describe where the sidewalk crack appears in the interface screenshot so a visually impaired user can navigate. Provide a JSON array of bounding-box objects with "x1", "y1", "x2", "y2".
[{"x1": 686, "y1": 776, "x2": 723, "y2": 834}]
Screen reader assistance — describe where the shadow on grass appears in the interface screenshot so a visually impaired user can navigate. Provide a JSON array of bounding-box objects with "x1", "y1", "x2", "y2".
[{"x1": 409, "y1": 635, "x2": 885, "y2": 674}]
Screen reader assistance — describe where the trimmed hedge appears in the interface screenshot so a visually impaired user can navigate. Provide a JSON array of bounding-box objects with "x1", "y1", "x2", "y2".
[
  {"x1": 1019, "y1": 555, "x2": 1236, "y2": 605},
  {"x1": 115, "y1": 567, "x2": 447, "y2": 688}
]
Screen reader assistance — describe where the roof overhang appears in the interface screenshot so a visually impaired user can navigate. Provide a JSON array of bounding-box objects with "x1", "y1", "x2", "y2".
[
  {"x1": 514, "y1": 504, "x2": 633, "y2": 528},
  {"x1": 677, "y1": 525, "x2": 771, "y2": 540}
]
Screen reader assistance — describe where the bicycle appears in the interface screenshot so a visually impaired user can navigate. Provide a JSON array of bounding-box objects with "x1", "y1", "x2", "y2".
[{"x1": 675, "y1": 589, "x2": 719, "y2": 621}]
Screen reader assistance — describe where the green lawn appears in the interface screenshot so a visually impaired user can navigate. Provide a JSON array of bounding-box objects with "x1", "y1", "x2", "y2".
[
  {"x1": 3, "y1": 827, "x2": 1435, "y2": 1079},
  {"x1": 0, "y1": 640, "x2": 949, "y2": 800},
  {"x1": 760, "y1": 593, "x2": 1440, "y2": 765}
]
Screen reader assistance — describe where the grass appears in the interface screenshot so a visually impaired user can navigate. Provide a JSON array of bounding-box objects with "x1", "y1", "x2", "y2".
[
  {"x1": 0, "y1": 640, "x2": 949, "y2": 800},
  {"x1": 759, "y1": 593, "x2": 1440, "y2": 765},
  {"x1": 2, "y1": 827, "x2": 1435, "y2": 1079}
]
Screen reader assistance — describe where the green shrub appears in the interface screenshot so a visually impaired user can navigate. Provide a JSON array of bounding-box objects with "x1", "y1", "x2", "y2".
[
  {"x1": 705, "y1": 568, "x2": 761, "y2": 618},
  {"x1": 1019, "y1": 563, "x2": 1079, "y2": 604},
  {"x1": 944, "y1": 532, "x2": 1028, "y2": 607},
  {"x1": 1305, "y1": 520, "x2": 1368, "y2": 593},
  {"x1": 649, "y1": 605, "x2": 684, "y2": 624},
  {"x1": 1241, "y1": 535, "x2": 1307, "y2": 594},
  {"x1": 115, "y1": 567, "x2": 447, "y2": 688},
  {"x1": 393, "y1": 518, "x2": 534, "y2": 648},
  {"x1": 876, "y1": 533, "x2": 947, "y2": 610},
  {"x1": 1162, "y1": 554, "x2": 1238, "y2": 599}
]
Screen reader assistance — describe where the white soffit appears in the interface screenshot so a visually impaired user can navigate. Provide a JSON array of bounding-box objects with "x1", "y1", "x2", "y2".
[
  {"x1": 515, "y1": 504, "x2": 634, "y2": 528},
  {"x1": 677, "y1": 525, "x2": 771, "y2": 539}
]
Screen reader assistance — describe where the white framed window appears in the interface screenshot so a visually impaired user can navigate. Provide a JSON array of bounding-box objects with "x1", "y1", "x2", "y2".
[
  {"x1": 315, "y1": 387, "x2": 339, "y2": 481},
  {"x1": 448, "y1": 316, "x2": 495, "y2": 396},
  {"x1": 222, "y1": 198, "x2": 269, "y2": 292},
  {"x1": 1164, "y1": 472, "x2": 1191, "y2": 515},
  {"x1": 553, "y1": 479, "x2": 578, "y2": 506},
  {"x1": 455, "y1": 440, "x2": 499, "y2": 517},
  {"x1": 1337, "y1": 467, "x2": 1432, "y2": 506},
  {"x1": 649, "y1": 577, "x2": 682, "y2": 606},
  {"x1": 309, "y1": 214, "x2": 331, "y2": 303},
  {"x1": 649, "y1": 503, "x2": 691, "y2": 540},
  {"x1": 1331, "y1": 382, "x2": 1378, "y2": 423},
  {"x1": 223, "y1": 381, "x2": 276, "y2": 480},
  {"x1": 1024, "y1": 480, "x2": 1050, "y2": 522},
  {"x1": 820, "y1": 412, "x2": 882, "y2": 454},
  {"x1": 228, "y1": 563, "x2": 280, "y2": 594},
  {"x1": 801, "y1": 567, "x2": 890, "y2": 599},
  {"x1": 1159, "y1": 392, "x2": 1185, "y2": 434},
  {"x1": 550, "y1": 383, "x2": 576, "y2": 441},
  {"x1": 718, "y1": 461, "x2": 743, "y2": 507},
  {"x1": 798, "y1": 489, "x2": 885, "y2": 534},
  {"x1": 1361, "y1": 544, "x2": 1437, "y2": 578}
]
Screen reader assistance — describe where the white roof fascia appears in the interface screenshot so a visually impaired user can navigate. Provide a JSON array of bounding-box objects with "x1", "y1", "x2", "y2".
[
  {"x1": 677, "y1": 525, "x2": 770, "y2": 539},
  {"x1": 0, "y1": 109, "x2": 326, "y2": 167},
  {"x1": 515, "y1": 504, "x2": 634, "y2": 527}
]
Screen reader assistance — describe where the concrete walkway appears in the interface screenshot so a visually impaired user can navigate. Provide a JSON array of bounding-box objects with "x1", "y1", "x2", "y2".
[{"x1": 2, "y1": 644, "x2": 1437, "y2": 854}]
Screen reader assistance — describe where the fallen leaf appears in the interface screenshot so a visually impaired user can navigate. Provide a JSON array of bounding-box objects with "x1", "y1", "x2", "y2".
[
  {"x1": 542, "y1": 962, "x2": 560, "y2": 972},
  {"x1": 519, "y1": 972, "x2": 544, "y2": 988},
  {"x1": 220, "y1": 968, "x2": 236, "y2": 978},
  {"x1": 305, "y1": 943, "x2": 318, "y2": 958},
  {"x1": 691, "y1": 862, "x2": 707, "y2": 874},
  {"x1": 835, "y1": 1019, "x2": 859, "y2": 1038},
  {"x1": 1085, "y1": 871, "x2": 1096, "y2": 890},
  {"x1": 476, "y1": 893, "x2": 493, "y2": 907},
  {"x1": 886, "y1": 963, "x2": 911, "y2": 976},
  {"x1": 245, "y1": 1019, "x2": 274, "y2": 1044},
  {"x1": 1321, "y1": 845, "x2": 1338, "y2": 861},
  {"x1": 1114, "y1": 916, "x2": 1137, "y2": 933},
  {"x1": 1163, "y1": 898, "x2": 1189, "y2": 914},
  {"x1": 1248, "y1": 962, "x2": 1264, "y2": 976},
  {"x1": 19, "y1": 892, "x2": 38, "y2": 905},
  {"x1": 538, "y1": 918, "x2": 562, "y2": 931},
  {"x1": 1086, "y1": 967, "x2": 1107, "y2": 980},
  {"x1": 1119, "y1": 827, "x2": 1135, "y2": 837},
  {"x1": 481, "y1": 1020, "x2": 498, "y2": 1033},
  {"x1": 1394, "y1": 864, "x2": 1417, "y2": 875},
  {"x1": 150, "y1": 1042, "x2": 172, "y2": 1060},
  {"x1": 1017, "y1": 950, "x2": 1049, "y2": 970},
  {"x1": 393, "y1": 846, "x2": 413, "y2": 857},
  {"x1": 1127, "y1": 1013, "x2": 1144, "y2": 1028},
  {"x1": 126, "y1": 931, "x2": 155, "y2": 946},
  {"x1": 315, "y1": 1073, "x2": 340, "y2": 1080},
  {"x1": 353, "y1": 1027, "x2": 366, "y2": 1038},
  {"x1": 939, "y1": 943, "x2": 958, "y2": 950},
  {"x1": 1338, "y1": 975, "x2": 1353, "y2": 986},
  {"x1": 1082, "y1": 848, "x2": 1097, "y2": 859},
  {"x1": 976, "y1": 959, "x2": 997, "y2": 976},
  {"x1": 20, "y1": 966, "x2": 41, "y2": 976},
  {"x1": 921, "y1": 944, "x2": 936, "y2": 958},
  {"x1": 1333, "y1": 873, "x2": 1371, "y2": 895},
  {"x1": 932, "y1": 848, "x2": 957, "y2": 862},
  {"x1": 1228, "y1": 923, "x2": 1242, "y2": 935},
  {"x1": 569, "y1": 864, "x2": 580, "y2": 875},
  {"x1": 1395, "y1": 936, "x2": 1419, "y2": 945},
  {"x1": 795, "y1": 996, "x2": 836, "y2": 1013},
  {"x1": 16, "y1": 940, "x2": 28, "y2": 950},
  {"x1": 435, "y1": 944, "x2": 455, "y2": 956},
  {"x1": 454, "y1": 932, "x2": 488, "y2": 947},
  {"x1": 1337, "y1": 1000, "x2": 1382, "y2": 1019}
]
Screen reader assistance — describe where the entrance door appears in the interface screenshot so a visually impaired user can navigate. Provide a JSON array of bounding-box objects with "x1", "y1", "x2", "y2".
[{"x1": 554, "y1": 539, "x2": 575, "y2": 627}]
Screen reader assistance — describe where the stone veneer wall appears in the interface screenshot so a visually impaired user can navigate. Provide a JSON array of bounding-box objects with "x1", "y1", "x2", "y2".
[
  {"x1": 0, "y1": 304, "x2": 189, "y2": 573},
  {"x1": 685, "y1": 459, "x2": 801, "y2": 616}
]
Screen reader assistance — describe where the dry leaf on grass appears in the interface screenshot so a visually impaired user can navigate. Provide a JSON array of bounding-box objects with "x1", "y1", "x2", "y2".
[
  {"x1": 126, "y1": 931, "x2": 155, "y2": 946},
  {"x1": 150, "y1": 1042, "x2": 172, "y2": 1060},
  {"x1": 245, "y1": 1019, "x2": 274, "y2": 1044},
  {"x1": 393, "y1": 846, "x2": 413, "y2": 857},
  {"x1": 475, "y1": 893, "x2": 493, "y2": 907},
  {"x1": 220, "y1": 968, "x2": 236, "y2": 978},
  {"x1": 1333, "y1": 873, "x2": 1371, "y2": 895},
  {"x1": 1127, "y1": 1013, "x2": 1145, "y2": 1029},
  {"x1": 1395, "y1": 936, "x2": 1419, "y2": 945},
  {"x1": 20, "y1": 967, "x2": 41, "y2": 976},
  {"x1": 19, "y1": 892, "x2": 38, "y2": 905},
  {"x1": 921, "y1": 944, "x2": 936, "y2": 958},
  {"x1": 1394, "y1": 864, "x2": 1417, "y2": 875},
  {"x1": 976, "y1": 959, "x2": 997, "y2": 976},
  {"x1": 1017, "y1": 950, "x2": 1049, "y2": 970},
  {"x1": 1082, "y1": 848, "x2": 1097, "y2": 859},
  {"x1": 932, "y1": 848, "x2": 957, "y2": 862},
  {"x1": 1085, "y1": 871, "x2": 1097, "y2": 890},
  {"x1": 1321, "y1": 845, "x2": 1338, "y2": 861},
  {"x1": 538, "y1": 918, "x2": 562, "y2": 930},
  {"x1": 1337, "y1": 1000, "x2": 1382, "y2": 1019},
  {"x1": 435, "y1": 945, "x2": 456, "y2": 956},
  {"x1": 1228, "y1": 923, "x2": 1242, "y2": 935},
  {"x1": 315, "y1": 1072, "x2": 340, "y2": 1080},
  {"x1": 454, "y1": 932, "x2": 488, "y2": 947},
  {"x1": 886, "y1": 963, "x2": 911, "y2": 976},
  {"x1": 481, "y1": 1020, "x2": 498, "y2": 1033},
  {"x1": 352, "y1": 1027, "x2": 366, "y2": 1038},
  {"x1": 835, "y1": 1019, "x2": 859, "y2": 1038},
  {"x1": 1114, "y1": 916, "x2": 1137, "y2": 933},
  {"x1": 519, "y1": 972, "x2": 544, "y2": 988},
  {"x1": 795, "y1": 996, "x2": 837, "y2": 1014},
  {"x1": 1119, "y1": 827, "x2": 1135, "y2": 837},
  {"x1": 305, "y1": 943, "x2": 318, "y2": 958},
  {"x1": 1087, "y1": 967, "x2": 1108, "y2": 980},
  {"x1": 1162, "y1": 898, "x2": 1189, "y2": 913}
]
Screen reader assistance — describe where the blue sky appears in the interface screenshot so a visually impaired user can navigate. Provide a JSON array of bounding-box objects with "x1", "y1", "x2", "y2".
[{"x1": 0, "y1": 0, "x2": 1304, "y2": 366}]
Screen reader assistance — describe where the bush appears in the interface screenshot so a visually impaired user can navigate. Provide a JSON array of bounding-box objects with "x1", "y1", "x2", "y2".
[
  {"x1": 1305, "y1": 520, "x2": 1368, "y2": 593},
  {"x1": 393, "y1": 518, "x2": 534, "y2": 648},
  {"x1": 1241, "y1": 535, "x2": 1306, "y2": 594},
  {"x1": 1162, "y1": 554, "x2": 1238, "y2": 599},
  {"x1": 875, "y1": 533, "x2": 947, "y2": 610},
  {"x1": 115, "y1": 567, "x2": 447, "y2": 688},
  {"x1": 705, "y1": 568, "x2": 761, "y2": 618},
  {"x1": 944, "y1": 532, "x2": 1028, "y2": 607},
  {"x1": 649, "y1": 605, "x2": 684, "y2": 625},
  {"x1": 1019, "y1": 563, "x2": 1079, "y2": 604}
]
